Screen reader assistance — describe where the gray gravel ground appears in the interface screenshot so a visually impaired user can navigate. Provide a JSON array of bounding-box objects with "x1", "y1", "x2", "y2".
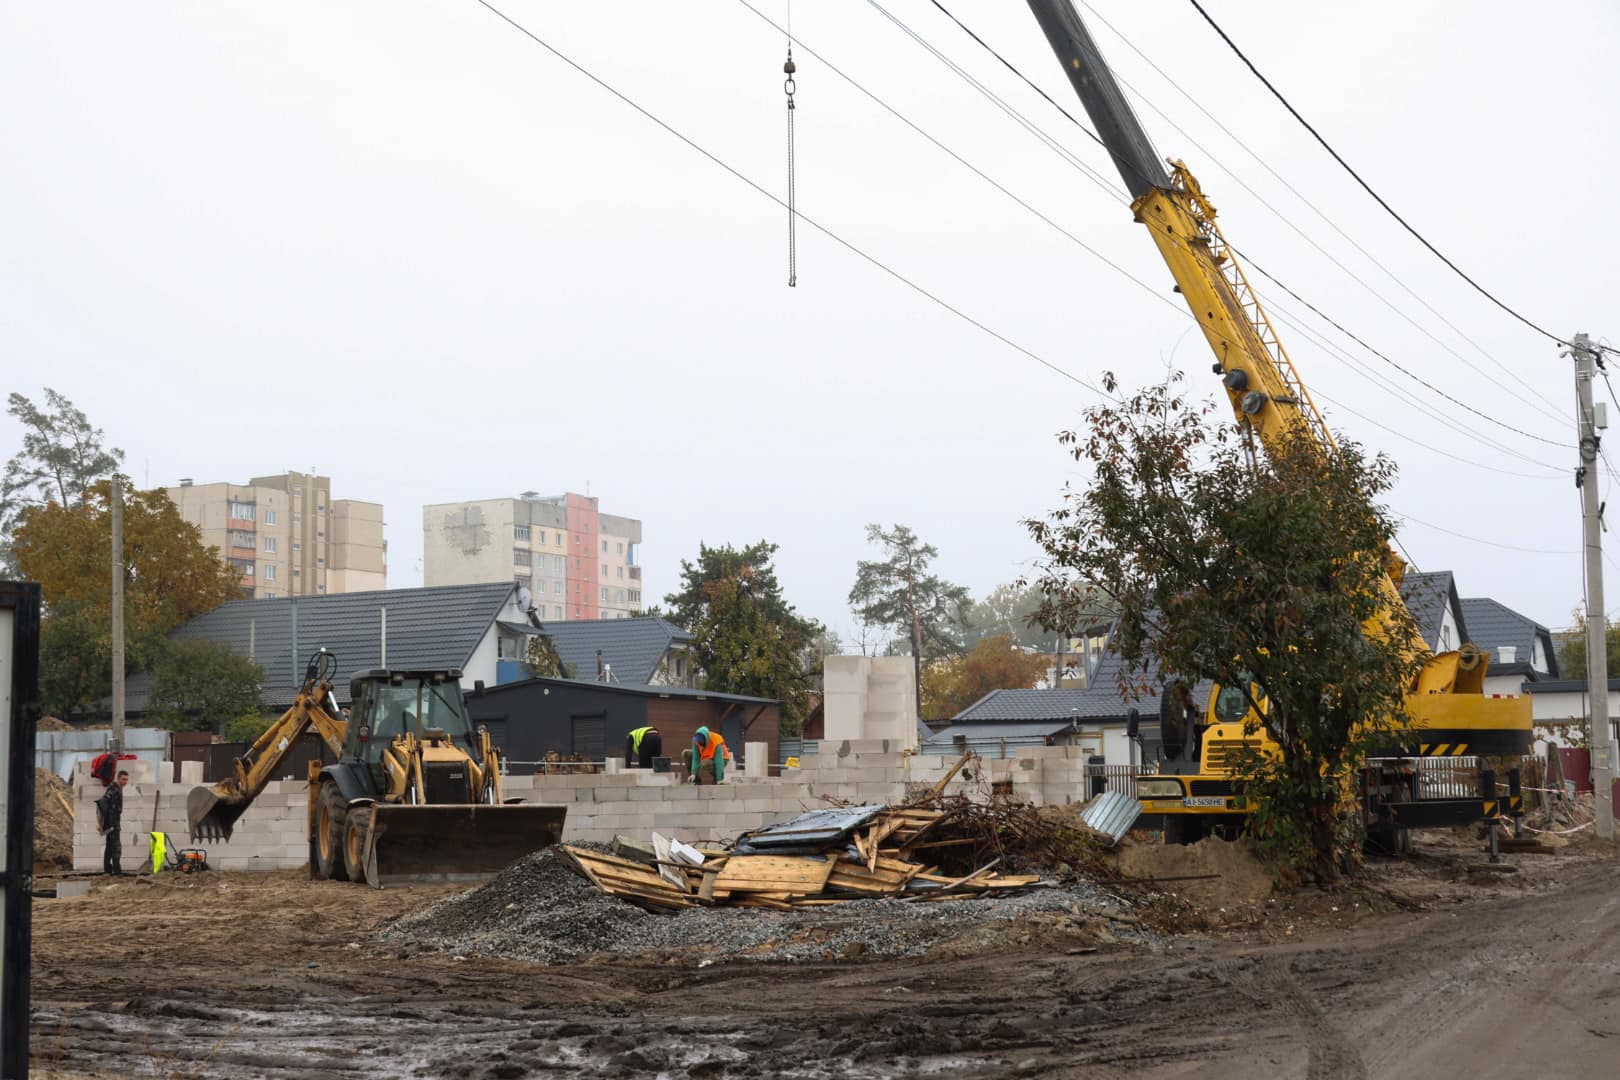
[{"x1": 385, "y1": 846, "x2": 1157, "y2": 964}]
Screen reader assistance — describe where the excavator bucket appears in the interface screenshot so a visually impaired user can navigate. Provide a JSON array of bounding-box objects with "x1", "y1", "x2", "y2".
[
  {"x1": 359, "y1": 803, "x2": 568, "y2": 887},
  {"x1": 187, "y1": 785, "x2": 251, "y2": 842}
]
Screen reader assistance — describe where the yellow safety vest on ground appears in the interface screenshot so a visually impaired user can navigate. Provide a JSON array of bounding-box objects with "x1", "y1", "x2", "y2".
[{"x1": 150, "y1": 830, "x2": 167, "y2": 873}]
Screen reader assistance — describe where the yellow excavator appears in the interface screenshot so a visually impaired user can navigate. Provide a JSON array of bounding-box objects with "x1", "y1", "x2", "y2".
[
  {"x1": 1023, "y1": 2, "x2": 1532, "y2": 847},
  {"x1": 188, "y1": 649, "x2": 567, "y2": 885}
]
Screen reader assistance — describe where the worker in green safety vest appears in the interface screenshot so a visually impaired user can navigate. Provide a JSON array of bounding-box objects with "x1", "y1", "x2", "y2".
[{"x1": 625, "y1": 725, "x2": 662, "y2": 769}]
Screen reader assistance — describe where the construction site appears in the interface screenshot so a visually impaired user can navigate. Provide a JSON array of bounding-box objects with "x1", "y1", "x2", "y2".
[
  {"x1": 23, "y1": 735, "x2": 1618, "y2": 1080},
  {"x1": 5, "y1": 0, "x2": 1620, "y2": 1077}
]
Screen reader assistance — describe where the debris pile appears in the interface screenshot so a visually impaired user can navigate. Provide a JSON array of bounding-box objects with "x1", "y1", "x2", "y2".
[
  {"x1": 34, "y1": 767, "x2": 75, "y2": 871},
  {"x1": 561, "y1": 804, "x2": 1046, "y2": 911}
]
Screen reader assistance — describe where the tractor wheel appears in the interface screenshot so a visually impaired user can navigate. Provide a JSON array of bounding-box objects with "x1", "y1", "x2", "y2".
[
  {"x1": 315, "y1": 783, "x2": 350, "y2": 882},
  {"x1": 343, "y1": 807, "x2": 372, "y2": 885}
]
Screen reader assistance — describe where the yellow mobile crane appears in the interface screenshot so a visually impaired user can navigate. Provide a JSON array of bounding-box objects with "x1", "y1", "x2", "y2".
[
  {"x1": 1023, "y1": 1, "x2": 1531, "y2": 847},
  {"x1": 188, "y1": 649, "x2": 567, "y2": 885}
]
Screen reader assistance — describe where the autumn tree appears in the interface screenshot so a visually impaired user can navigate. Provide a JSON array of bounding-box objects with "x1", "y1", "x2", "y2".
[
  {"x1": 1552, "y1": 610, "x2": 1614, "y2": 680},
  {"x1": 15, "y1": 482, "x2": 242, "y2": 716},
  {"x1": 920, "y1": 634, "x2": 1050, "y2": 720},
  {"x1": 1, "y1": 389, "x2": 124, "y2": 571},
  {"x1": 665, "y1": 541, "x2": 824, "y2": 736},
  {"x1": 849, "y1": 524, "x2": 970, "y2": 711},
  {"x1": 524, "y1": 631, "x2": 571, "y2": 678},
  {"x1": 145, "y1": 639, "x2": 264, "y2": 733},
  {"x1": 1026, "y1": 376, "x2": 1420, "y2": 880}
]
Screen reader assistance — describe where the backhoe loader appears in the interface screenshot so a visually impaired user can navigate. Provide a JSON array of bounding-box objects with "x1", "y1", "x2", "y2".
[{"x1": 187, "y1": 649, "x2": 567, "y2": 886}]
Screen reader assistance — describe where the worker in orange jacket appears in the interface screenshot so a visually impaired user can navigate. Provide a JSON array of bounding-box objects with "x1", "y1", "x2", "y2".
[{"x1": 691, "y1": 726, "x2": 731, "y2": 784}]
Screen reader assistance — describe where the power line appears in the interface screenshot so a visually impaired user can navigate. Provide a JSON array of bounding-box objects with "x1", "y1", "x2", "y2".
[
  {"x1": 1071, "y1": 0, "x2": 1568, "y2": 421},
  {"x1": 465, "y1": 0, "x2": 1110, "y2": 403},
  {"x1": 1184, "y1": 0, "x2": 1571, "y2": 348},
  {"x1": 1395, "y1": 511, "x2": 1577, "y2": 556},
  {"x1": 866, "y1": 0, "x2": 1569, "y2": 454}
]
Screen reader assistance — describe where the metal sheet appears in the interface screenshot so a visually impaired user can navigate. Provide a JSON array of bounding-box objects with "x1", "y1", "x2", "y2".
[
  {"x1": 733, "y1": 804, "x2": 884, "y2": 853},
  {"x1": 1080, "y1": 790, "x2": 1142, "y2": 845}
]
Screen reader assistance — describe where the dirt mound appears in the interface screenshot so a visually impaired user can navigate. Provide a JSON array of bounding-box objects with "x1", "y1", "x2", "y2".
[
  {"x1": 1115, "y1": 834, "x2": 1274, "y2": 911},
  {"x1": 34, "y1": 768, "x2": 75, "y2": 870},
  {"x1": 38, "y1": 715, "x2": 74, "y2": 732}
]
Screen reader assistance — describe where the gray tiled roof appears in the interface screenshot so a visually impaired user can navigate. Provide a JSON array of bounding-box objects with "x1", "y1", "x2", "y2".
[
  {"x1": 527, "y1": 616, "x2": 693, "y2": 685},
  {"x1": 1398, "y1": 570, "x2": 1468, "y2": 650},
  {"x1": 954, "y1": 637, "x2": 1184, "y2": 726},
  {"x1": 478, "y1": 675, "x2": 776, "y2": 705},
  {"x1": 926, "y1": 720, "x2": 1081, "y2": 743},
  {"x1": 1460, "y1": 597, "x2": 1558, "y2": 678},
  {"x1": 169, "y1": 581, "x2": 516, "y2": 703}
]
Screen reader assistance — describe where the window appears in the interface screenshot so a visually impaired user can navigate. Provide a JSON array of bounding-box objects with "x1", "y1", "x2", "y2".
[
  {"x1": 317, "y1": 557, "x2": 326, "y2": 566},
  {"x1": 553, "y1": 581, "x2": 563, "y2": 595},
  {"x1": 230, "y1": 531, "x2": 254, "y2": 548},
  {"x1": 228, "y1": 501, "x2": 254, "y2": 520},
  {"x1": 514, "y1": 525, "x2": 530, "y2": 542},
  {"x1": 573, "y1": 534, "x2": 580, "y2": 546},
  {"x1": 263, "y1": 537, "x2": 277, "y2": 553},
  {"x1": 536, "y1": 530, "x2": 545, "y2": 545},
  {"x1": 552, "y1": 555, "x2": 564, "y2": 572},
  {"x1": 264, "y1": 564, "x2": 277, "y2": 581},
  {"x1": 617, "y1": 542, "x2": 623, "y2": 554},
  {"x1": 630, "y1": 590, "x2": 641, "y2": 603},
  {"x1": 292, "y1": 487, "x2": 302, "y2": 498},
  {"x1": 294, "y1": 513, "x2": 301, "y2": 525},
  {"x1": 601, "y1": 540, "x2": 608, "y2": 553},
  {"x1": 318, "y1": 505, "x2": 325, "y2": 515},
  {"x1": 601, "y1": 563, "x2": 608, "y2": 578},
  {"x1": 293, "y1": 541, "x2": 301, "y2": 552},
  {"x1": 600, "y1": 587, "x2": 609, "y2": 601},
  {"x1": 317, "y1": 585, "x2": 325, "y2": 593},
  {"x1": 293, "y1": 568, "x2": 301, "y2": 577},
  {"x1": 264, "y1": 510, "x2": 278, "y2": 526},
  {"x1": 616, "y1": 566, "x2": 623, "y2": 579},
  {"x1": 615, "y1": 588, "x2": 625, "y2": 602},
  {"x1": 264, "y1": 591, "x2": 276, "y2": 598},
  {"x1": 513, "y1": 548, "x2": 531, "y2": 567},
  {"x1": 514, "y1": 573, "x2": 531, "y2": 589},
  {"x1": 575, "y1": 606, "x2": 581, "y2": 617},
  {"x1": 318, "y1": 530, "x2": 325, "y2": 539},
  {"x1": 583, "y1": 521, "x2": 590, "y2": 531}
]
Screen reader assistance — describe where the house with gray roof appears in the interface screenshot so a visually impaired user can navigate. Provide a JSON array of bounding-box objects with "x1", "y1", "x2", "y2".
[
  {"x1": 1398, "y1": 570, "x2": 1469, "y2": 653},
  {"x1": 126, "y1": 581, "x2": 534, "y2": 713},
  {"x1": 1459, "y1": 597, "x2": 1558, "y2": 694},
  {"x1": 514, "y1": 615, "x2": 694, "y2": 686}
]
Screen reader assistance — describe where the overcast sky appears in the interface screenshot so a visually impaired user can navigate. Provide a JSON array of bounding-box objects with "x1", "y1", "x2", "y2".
[{"x1": 4, "y1": 1, "x2": 1616, "y2": 643}]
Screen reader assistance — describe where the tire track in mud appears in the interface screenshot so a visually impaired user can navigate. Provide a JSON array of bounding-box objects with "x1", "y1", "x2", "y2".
[{"x1": 1222, "y1": 957, "x2": 1366, "y2": 1080}]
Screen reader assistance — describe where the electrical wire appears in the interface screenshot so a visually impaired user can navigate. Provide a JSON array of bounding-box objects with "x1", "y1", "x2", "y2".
[
  {"x1": 1072, "y1": 0, "x2": 1568, "y2": 421},
  {"x1": 466, "y1": 0, "x2": 1111, "y2": 403},
  {"x1": 857, "y1": 0, "x2": 1569, "y2": 458},
  {"x1": 1395, "y1": 511, "x2": 1577, "y2": 556},
  {"x1": 1184, "y1": 0, "x2": 1572, "y2": 348}
]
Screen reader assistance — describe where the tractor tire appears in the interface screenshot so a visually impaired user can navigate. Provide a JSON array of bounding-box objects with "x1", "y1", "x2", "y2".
[
  {"x1": 343, "y1": 807, "x2": 372, "y2": 885},
  {"x1": 315, "y1": 782, "x2": 350, "y2": 882}
]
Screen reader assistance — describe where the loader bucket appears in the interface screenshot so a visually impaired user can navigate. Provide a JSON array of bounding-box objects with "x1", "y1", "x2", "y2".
[
  {"x1": 360, "y1": 803, "x2": 568, "y2": 888},
  {"x1": 187, "y1": 785, "x2": 250, "y2": 842}
]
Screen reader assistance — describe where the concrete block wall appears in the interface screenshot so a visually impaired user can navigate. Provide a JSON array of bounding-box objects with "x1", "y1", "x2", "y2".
[{"x1": 72, "y1": 742, "x2": 1101, "y2": 871}]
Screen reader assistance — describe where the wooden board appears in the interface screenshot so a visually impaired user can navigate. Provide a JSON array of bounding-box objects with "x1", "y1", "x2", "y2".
[{"x1": 714, "y1": 855, "x2": 836, "y2": 894}]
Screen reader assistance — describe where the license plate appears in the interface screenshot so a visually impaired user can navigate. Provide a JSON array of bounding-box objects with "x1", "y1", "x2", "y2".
[{"x1": 1183, "y1": 796, "x2": 1226, "y2": 808}]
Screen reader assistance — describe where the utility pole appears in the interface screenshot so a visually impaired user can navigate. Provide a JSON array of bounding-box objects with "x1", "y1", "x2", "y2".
[
  {"x1": 109, "y1": 475, "x2": 125, "y2": 753},
  {"x1": 1572, "y1": 332, "x2": 1616, "y2": 840}
]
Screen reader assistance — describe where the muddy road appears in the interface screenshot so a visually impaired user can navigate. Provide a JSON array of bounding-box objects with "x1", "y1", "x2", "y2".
[{"x1": 30, "y1": 839, "x2": 1620, "y2": 1079}]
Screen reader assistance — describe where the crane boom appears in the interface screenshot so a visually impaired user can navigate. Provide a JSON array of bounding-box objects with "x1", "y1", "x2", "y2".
[{"x1": 1023, "y1": 1, "x2": 1531, "y2": 780}]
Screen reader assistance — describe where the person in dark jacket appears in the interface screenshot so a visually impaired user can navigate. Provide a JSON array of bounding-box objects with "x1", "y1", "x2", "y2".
[
  {"x1": 625, "y1": 725, "x2": 662, "y2": 768},
  {"x1": 101, "y1": 770, "x2": 130, "y2": 875}
]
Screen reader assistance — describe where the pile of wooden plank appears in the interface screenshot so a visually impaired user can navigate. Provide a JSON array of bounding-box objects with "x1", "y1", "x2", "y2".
[{"x1": 559, "y1": 805, "x2": 1045, "y2": 912}]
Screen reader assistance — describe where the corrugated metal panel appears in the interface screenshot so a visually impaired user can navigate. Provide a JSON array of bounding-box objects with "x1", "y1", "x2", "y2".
[
  {"x1": 734, "y1": 805, "x2": 885, "y2": 853},
  {"x1": 1080, "y1": 790, "x2": 1142, "y2": 844},
  {"x1": 778, "y1": 738, "x2": 820, "y2": 761}
]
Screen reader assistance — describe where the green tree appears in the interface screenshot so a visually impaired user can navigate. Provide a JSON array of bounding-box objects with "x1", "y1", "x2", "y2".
[
  {"x1": 524, "y1": 632, "x2": 571, "y2": 678},
  {"x1": 665, "y1": 541, "x2": 824, "y2": 736},
  {"x1": 38, "y1": 599, "x2": 117, "y2": 719},
  {"x1": 1553, "y1": 611, "x2": 1620, "y2": 680},
  {"x1": 1026, "y1": 376, "x2": 1420, "y2": 880},
  {"x1": 848, "y1": 524, "x2": 970, "y2": 710},
  {"x1": 920, "y1": 634, "x2": 1051, "y2": 720},
  {"x1": 1, "y1": 389, "x2": 124, "y2": 570},
  {"x1": 224, "y1": 711, "x2": 275, "y2": 744},
  {"x1": 146, "y1": 639, "x2": 264, "y2": 733}
]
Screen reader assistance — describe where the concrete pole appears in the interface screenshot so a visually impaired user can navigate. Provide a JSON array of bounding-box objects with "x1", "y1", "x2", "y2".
[
  {"x1": 110, "y1": 475, "x2": 125, "y2": 752},
  {"x1": 1573, "y1": 332, "x2": 1616, "y2": 840}
]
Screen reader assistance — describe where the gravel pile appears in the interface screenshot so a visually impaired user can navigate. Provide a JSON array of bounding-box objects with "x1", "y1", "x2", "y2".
[{"x1": 386, "y1": 846, "x2": 1155, "y2": 965}]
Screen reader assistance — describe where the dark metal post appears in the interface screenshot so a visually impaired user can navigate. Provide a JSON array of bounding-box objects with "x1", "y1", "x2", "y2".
[{"x1": 2, "y1": 581, "x2": 43, "y2": 1080}]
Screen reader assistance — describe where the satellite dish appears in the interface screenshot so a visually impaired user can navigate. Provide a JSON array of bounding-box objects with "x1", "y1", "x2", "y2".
[{"x1": 517, "y1": 586, "x2": 532, "y2": 610}]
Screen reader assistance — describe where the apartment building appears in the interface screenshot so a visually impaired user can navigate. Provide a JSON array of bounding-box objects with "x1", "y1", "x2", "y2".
[
  {"x1": 423, "y1": 491, "x2": 642, "y2": 620},
  {"x1": 165, "y1": 471, "x2": 386, "y2": 600}
]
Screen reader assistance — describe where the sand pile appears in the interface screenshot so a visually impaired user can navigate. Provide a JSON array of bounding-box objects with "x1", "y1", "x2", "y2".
[
  {"x1": 34, "y1": 768, "x2": 75, "y2": 870},
  {"x1": 1115, "y1": 834, "x2": 1274, "y2": 909}
]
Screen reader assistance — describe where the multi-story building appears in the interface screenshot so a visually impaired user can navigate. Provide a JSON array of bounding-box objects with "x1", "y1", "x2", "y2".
[
  {"x1": 423, "y1": 491, "x2": 642, "y2": 620},
  {"x1": 166, "y1": 471, "x2": 386, "y2": 600}
]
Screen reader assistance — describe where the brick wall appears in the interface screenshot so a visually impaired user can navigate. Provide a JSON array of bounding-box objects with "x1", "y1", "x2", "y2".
[{"x1": 71, "y1": 740, "x2": 1101, "y2": 871}]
